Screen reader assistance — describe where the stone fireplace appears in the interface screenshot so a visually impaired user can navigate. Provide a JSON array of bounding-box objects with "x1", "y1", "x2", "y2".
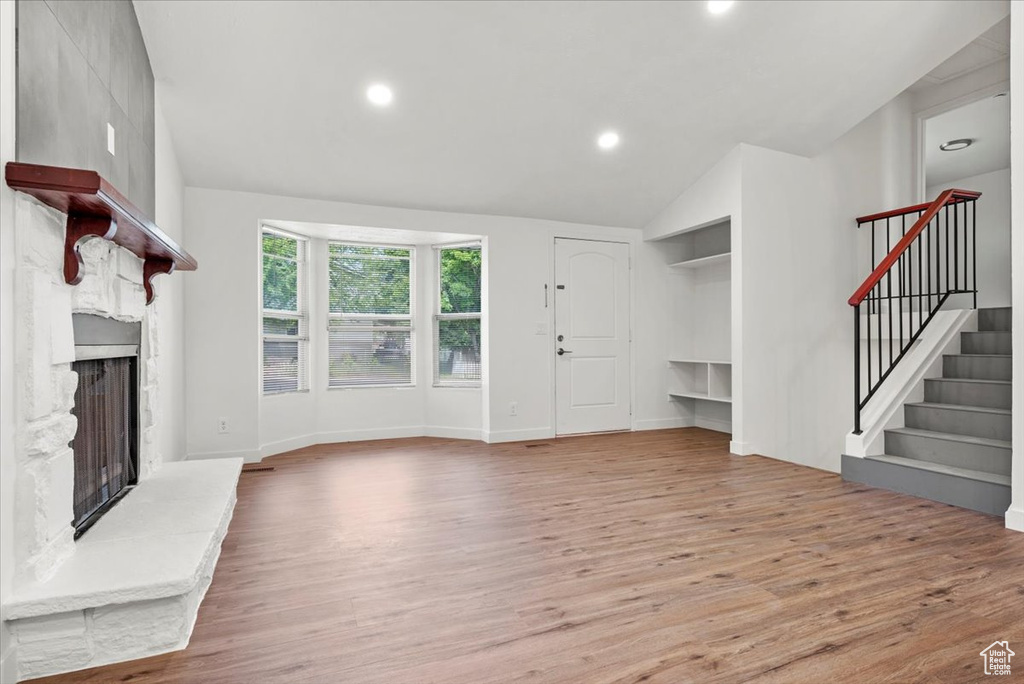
[{"x1": 4, "y1": 193, "x2": 241, "y2": 680}]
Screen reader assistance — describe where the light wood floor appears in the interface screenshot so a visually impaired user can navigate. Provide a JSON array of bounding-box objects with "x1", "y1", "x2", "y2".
[{"x1": 31, "y1": 428, "x2": 1024, "y2": 683}]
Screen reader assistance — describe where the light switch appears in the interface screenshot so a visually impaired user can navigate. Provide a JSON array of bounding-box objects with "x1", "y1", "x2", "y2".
[
  {"x1": 107, "y1": 124, "x2": 116, "y2": 156},
  {"x1": 535, "y1": 322, "x2": 548, "y2": 335}
]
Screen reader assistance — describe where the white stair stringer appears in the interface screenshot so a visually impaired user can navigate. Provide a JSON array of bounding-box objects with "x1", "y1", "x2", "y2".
[{"x1": 845, "y1": 308, "x2": 975, "y2": 458}]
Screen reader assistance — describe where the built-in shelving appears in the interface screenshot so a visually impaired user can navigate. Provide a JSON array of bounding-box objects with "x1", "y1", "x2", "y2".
[
  {"x1": 668, "y1": 252, "x2": 731, "y2": 269},
  {"x1": 668, "y1": 391, "x2": 732, "y2": 404},
  {"x1": 651, "y1": 218, "x2": 734, "y2": 434},
  {"x1": 669, "y1": 358, "x2": 731, "y2": 365},
  {"x1": 667, "y1": 360, "x2": 732, "y2": 404}
]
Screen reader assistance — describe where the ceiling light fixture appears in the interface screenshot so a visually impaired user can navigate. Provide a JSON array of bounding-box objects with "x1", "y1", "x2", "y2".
[
  {"x1": 597, "y1": 131, "x2": 620, "y2": 150},
  {"x1": 366, "y1": 83, "x2": 394, "y2": 107},
  {"x1": 707, "y1": 1, "x2": 735, "y2": 14},
  {"x1": 939, "y1": 138, "x2": 973, "y2": 152}
]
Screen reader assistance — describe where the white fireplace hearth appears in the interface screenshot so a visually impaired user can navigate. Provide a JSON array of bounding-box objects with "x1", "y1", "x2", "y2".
[{"x1": 4, "y1": 194, "x2": 240, "y2": 680}]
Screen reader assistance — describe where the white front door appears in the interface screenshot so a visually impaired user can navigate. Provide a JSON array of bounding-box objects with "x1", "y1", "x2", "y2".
[{"x1": 554, "y1": 238, "x2": 631, "y2": 435}]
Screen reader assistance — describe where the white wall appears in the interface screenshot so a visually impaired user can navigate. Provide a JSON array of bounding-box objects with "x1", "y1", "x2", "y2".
[
  {"x1": 927, "y1": 168, "x2": 1012, "y2": 308},
  {"x1": 183, "y1": 188, "x2": 684, "y2": 461},
  {"x1": 0, "y1": 0, "x2": 18, "y2": 679},
  {"x1": 154, "y1": 87, "x2": 187, "y2": 462},
  {"x1": 739, "y1": 96, "x2": 917, "y2": 473},
  {"x1": 912, "y1": 53, "x2": 1010, "y2": 204},
  {"x1": 1008, "y1": 0, "x2": 1023, "y2": 533},
  {"x1": 643, "y1": 92, "x2": 918, "y2": 473}
]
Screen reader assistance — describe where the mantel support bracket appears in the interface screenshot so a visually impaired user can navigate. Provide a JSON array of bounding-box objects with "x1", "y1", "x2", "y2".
[
  {"x1": 143, "y1": 257, "x2": 175, "y2": 305},
  {"x1": 64, "y1": 215, "x2": 117, "y2": 286},
  {"x1": 8, "y1": 162, "x2": 198, "y2": 306}
]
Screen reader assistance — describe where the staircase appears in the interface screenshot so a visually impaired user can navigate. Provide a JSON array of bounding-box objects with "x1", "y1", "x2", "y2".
[
  {"x1": 841, "y1": 189, "x2": 1014, "y2": 516},
  {"x1": 850, "y1": 307, "x2": 1011, "y2": 515}
]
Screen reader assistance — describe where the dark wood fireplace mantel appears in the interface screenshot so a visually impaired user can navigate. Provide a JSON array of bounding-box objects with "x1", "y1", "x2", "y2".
[{"x1": 5, "y1": 162, "x2": 197, "y2": 304}]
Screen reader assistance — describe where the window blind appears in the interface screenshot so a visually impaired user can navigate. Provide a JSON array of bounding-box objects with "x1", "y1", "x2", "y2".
[{"x1": 328, "y1": 243, "x2": 414, "y2": 387}]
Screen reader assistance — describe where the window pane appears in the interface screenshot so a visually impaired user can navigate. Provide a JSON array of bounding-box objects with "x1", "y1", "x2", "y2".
[
  {"x1": 436, "y1": 317, "x2": 481, "y2": 383},
  {"x1": 263, "y1": 316, "x2": 299, "y2": 336},
  {"x1": 263, "y1": 233, "x2": 297, "y2": 259},
  {"x1": 329, "y1": 245, "x2": 411, "y2": 315},
  {"x1": 263, "y1": 339, "x2": 300, "y2": 393},
  {"x1": 439, "y1": 247, "x2": 481, "y2": 314},
  {"x1": 329, "y1": 321, "x2": 412, "y2": 386},
  {"x1": 263, "y1": 254, "x2": 298, "y2": 311}
]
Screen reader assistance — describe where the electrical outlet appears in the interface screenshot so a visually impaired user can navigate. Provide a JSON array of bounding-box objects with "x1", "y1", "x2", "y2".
[
  {"x1": 509, "y1": 401, "x2": 518, "y2": 417},
  {"x1": 218, "y1": 417, "x2": 229, "y2": 434},
  {"x1": 107, "y1": 123, "x2": 116, "y2": 155}
]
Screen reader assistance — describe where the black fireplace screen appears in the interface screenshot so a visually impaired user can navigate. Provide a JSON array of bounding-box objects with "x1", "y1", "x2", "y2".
[{"x1": 70, "y1": 356, "x2": 139, "y2": 535}]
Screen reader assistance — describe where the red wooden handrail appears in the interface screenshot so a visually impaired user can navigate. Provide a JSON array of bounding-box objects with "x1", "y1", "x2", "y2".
[
  {"x1": 848, "y1": 189, "x2": 981, "y2": 306},
  {"x1": 856, "y1": 190, "x2": 981, "y2": 224}
]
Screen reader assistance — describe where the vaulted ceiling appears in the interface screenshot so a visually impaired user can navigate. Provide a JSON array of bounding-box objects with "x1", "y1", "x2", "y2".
[{"x1": 135, "y1": 1, "x2": 1008, "y2": 228}]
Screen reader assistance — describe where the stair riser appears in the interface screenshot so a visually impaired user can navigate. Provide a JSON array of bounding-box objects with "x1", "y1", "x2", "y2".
[
  {"x1": 841, "y1": 455, "x2": 1011, "y2": 516},
  {"x1": 978, "y1": 307, "x2": 1012, "y2": 332},
  {"x1": 924, "y1": 379, "x2": 1012, "y2": 410},
  {"x1": 943, "y1": 356, "x2": 1012, "y2": 381},
  {"x1": 884, "y1": 431, "x2": 1011, "y2": 476},
  {"x1": 905, "y1": 405, "x2": 1011, "y2": 441},
  {"x1": 960, "y1": 332, "x2": 1013, "y2": 354}
]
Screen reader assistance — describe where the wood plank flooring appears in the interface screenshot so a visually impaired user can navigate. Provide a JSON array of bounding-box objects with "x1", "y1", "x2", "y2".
[{"x1": 30, "y1": 428, "x2": 1024, "y2": 683}]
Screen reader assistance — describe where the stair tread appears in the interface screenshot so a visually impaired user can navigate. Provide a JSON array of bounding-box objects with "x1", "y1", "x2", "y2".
[
  {"x1": 905, "y1": 402, "x2": 1011, "y2": 415},
  {"x1": 945, "y1": 353, "x2": 1012, "y2": 358},
  {"x1": 925, "y1": 377, "x2": 1011, "y2": 385},
  {"x1": 885, "y1": 427, "x2": 1011, "y2": 450},
  {"x1": 869, "y1": 454, "x2": 1011, "y2": 486}
]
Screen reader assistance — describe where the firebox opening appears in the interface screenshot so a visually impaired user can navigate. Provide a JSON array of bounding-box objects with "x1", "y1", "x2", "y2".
[{"x1": 71, "y1": 315, "x2": 142, "y2": 539}]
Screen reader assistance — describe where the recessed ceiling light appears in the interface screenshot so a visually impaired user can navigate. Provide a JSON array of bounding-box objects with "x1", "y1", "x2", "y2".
[
  {"x1": 366, "y1": 83, "x2": 394, "y2": 107},
  {"x1": 597, "y1": 131, "x2": 620, "y2": 150},
  {"x1": 707, "y1": 1, "x2": 735, "y2": 14},
  {"x1": 939, "y1": 138, "x2": 973, "y2": 152}
]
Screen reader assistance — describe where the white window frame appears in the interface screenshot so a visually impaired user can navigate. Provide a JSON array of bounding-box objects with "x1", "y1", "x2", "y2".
[
  {"x1": 260, "y1": 227, "x2": 309, "y2": 394},
  {"x1": 327, "y1": 241, "x2": 416, "y2": 389},
  {"x1": 433, "y1": 241, "x2": 482, "y2": 388}
]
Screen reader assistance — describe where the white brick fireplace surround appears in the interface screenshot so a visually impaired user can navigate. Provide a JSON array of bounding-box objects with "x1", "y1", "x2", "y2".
[{"x1": 4, "y1": 195, "x2": 241, "y2": 681}]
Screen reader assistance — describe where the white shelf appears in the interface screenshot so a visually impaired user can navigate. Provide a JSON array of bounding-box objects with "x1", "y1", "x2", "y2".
[
  {"x1": 669, "y1": 358, "x2": 731, "y2": 366},
  {"x1": 668, "y1": 392, "x2": 732, "y2": 404},
  {"x1": 668, "y1": 252, "x2": 731, "y2": 269}
]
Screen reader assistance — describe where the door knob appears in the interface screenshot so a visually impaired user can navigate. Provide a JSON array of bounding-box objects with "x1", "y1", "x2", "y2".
[{"x1": 557, "y1": 348, "x2": 573, "y2": 356}]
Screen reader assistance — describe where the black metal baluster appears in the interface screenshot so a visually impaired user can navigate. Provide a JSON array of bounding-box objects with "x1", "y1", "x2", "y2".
[
  {"x1": 972, "y1": 199, "x2": 977, "y2": 308},
  {"x1": 876, "y1": 282, "x2": 883, "y2": 386},
  {"x1": 867, "y1": 285, "x2": 872, "y2": 394},
  {"x1": 899, "y1": 214, "x2": 905, "y2": 353},
  {"x1": 871, "y1": 221, "x2": 876, "y2": 315},
  {"x1": 854, "y1": 305, "x2": 861, "y2": 434},
  {"x1": 954, "y1": 198, "x2": 960, "y2": 292},
  {"x1": 945, "y1": 204, "x2": 950, "y2": 297},
  {"x1": 921, "y1": 232, "x2": 929, "y2": 342},
  {"x1": 887, "y1": 269, "x2": 893, "y2": 367},
  {"x1": 927, "y1": 212, "x2": 932, "y2": 314}
]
